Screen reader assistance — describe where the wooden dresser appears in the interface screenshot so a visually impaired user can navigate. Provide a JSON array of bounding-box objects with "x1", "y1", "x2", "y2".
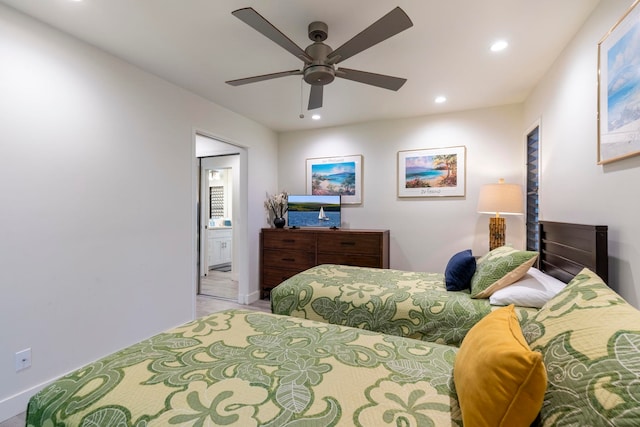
[{"x1": 260, "y1": 228, "x2": 389, "y2": 298}]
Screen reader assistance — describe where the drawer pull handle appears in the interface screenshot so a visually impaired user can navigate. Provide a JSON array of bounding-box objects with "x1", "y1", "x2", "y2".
[
  {"x1": 341, "y1": 241, "x2": 356, "y2": 246},
  {"x1": 283, "y1": 239, "x2": 295, "y2": 243},
  {"x1": 282, "y1": 258, "x2": 295, "y2": 262}
]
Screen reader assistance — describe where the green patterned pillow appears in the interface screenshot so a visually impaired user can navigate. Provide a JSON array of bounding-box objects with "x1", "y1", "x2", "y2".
[
  {"x1": 522, "y1": 268, "x2": 640, "y2": 426},
  {"x1": 470, "y1": 246, "x2": 538, "y2": 298}
]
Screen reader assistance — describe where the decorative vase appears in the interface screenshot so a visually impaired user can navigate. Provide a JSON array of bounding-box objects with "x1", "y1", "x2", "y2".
[{"x1": 273, "y1": 217, "x2": 286, "y2": 228}]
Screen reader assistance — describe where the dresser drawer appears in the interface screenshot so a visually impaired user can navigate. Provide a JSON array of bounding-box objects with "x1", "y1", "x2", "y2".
[
  {"x1": 262, "y1": 232, "x2": 316, "y2": 251},
  {"x1": 262, "y1": 249, "x2": 315, "y2": 270},
  {"x1": 316, "y1": 233, "x2": 381, "y2": 255},
  {"x1": 262, "y1": 268, "x2": 301, "y2": 290},
  {"x1": 317, "y1": 253, "x2": 381, "y2": 268}
]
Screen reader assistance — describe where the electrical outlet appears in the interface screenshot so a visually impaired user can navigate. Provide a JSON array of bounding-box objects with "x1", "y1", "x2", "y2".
[{"x1": 15, "y1": 348, "x2": 31, "y2": 372}]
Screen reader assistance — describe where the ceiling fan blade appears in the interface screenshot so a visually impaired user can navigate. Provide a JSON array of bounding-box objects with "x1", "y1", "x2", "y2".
[
  {"x1": 308, "y1": 85, "x2": 323, "y2": 110},
  {"x1": 336, "y1": 67, "x2": 407, "y2": 91},
  {"x1": 232, "y1": 8, "x2": 313, "y2": 64},
  {"x1": 226, "y1": 69, "x2": 302, "y2": 86},
  {"x1": 327, "y1": 7, "x2": 413, "y2": 64}
]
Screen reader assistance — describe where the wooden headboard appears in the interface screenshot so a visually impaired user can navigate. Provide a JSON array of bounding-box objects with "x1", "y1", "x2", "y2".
[{"x1": 538, "y1": 221, "x2": 608, "y2": 284}]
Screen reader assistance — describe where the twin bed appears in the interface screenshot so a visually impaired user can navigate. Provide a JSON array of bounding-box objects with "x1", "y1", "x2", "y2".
[
  {"x1": 270, "y1": 221, "x2": 608, "y2": 347},
  {"x1": 270, "y1": 264, "x2": 538, "y2": 347},
  {"x1": 27, "y1": 221, "x2": 637, "y2": 427}
]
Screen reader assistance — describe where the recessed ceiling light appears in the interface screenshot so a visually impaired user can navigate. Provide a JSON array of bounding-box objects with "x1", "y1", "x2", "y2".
[
  {"x1": 490, "y1": 40, "x2": 508, "y2": 52},
  {"x1": 311, "y1": 114, "x2": 321, "y2": 120},
  {"x1": 434, "y1": 96, "x2": 447, "y2": 104}
]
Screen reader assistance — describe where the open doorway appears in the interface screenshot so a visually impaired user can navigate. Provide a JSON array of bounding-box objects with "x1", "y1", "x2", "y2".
[
  {"x1": 200, "y1": 159, "x2": 237, "y2": 299},
  {"x1": 196, "y1": 134, "x2": 242, "y2": 302}
]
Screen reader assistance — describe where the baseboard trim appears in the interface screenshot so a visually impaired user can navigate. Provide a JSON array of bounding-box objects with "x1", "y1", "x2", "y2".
[
  {"x1": 0, "y1": 379, "x2": 51, "y2": 422},
  {"x1": 240, "y1": 290, "x2": 260, "y2": 305}
]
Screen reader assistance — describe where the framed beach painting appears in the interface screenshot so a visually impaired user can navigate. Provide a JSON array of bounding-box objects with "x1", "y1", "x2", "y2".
[
  {"x1": 397, "y1": 146, "x2": 466, "y2": 197},
  {"x1": 598, "y1": 0, "x2": 640, "y2": 164},
  {"x1": 306, "y1": 155, "x2": 362, "y2": 204}
]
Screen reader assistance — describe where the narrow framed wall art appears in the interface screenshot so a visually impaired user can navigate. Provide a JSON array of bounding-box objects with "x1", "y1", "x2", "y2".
[{"x1": 598, "y1": 0, "x2": 640, "y2": 164}]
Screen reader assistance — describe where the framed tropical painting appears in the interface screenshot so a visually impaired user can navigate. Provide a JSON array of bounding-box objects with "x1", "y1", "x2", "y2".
[
  {"x1": 397, "y1": 146, "x2": 466, "y2": 197},
  {"x1": 598, "y1": 0, "x2": 640, "y2": 164},
  {"x1": 306, "y1": 155, "x2": 362, "y2": 204}
]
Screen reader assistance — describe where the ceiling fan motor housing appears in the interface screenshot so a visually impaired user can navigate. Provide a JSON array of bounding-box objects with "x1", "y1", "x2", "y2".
[{"x1": 304, "y1": 41, "x2": 335, "y2": 85}]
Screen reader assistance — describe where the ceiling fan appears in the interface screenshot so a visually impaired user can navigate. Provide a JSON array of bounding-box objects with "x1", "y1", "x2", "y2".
[{"x1": 226, "y1": 7, "x2": 413, "y2": 110}]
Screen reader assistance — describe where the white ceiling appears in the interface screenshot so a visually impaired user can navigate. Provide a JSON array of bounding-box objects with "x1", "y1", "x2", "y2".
[{"x1": 1, "y1": 0, "x2": 601, "y2": 132}]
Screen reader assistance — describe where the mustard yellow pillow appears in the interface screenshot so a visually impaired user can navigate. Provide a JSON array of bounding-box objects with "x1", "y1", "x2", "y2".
[{"x1": 454, "y1": 305, "x2": 547, "y2": 427}]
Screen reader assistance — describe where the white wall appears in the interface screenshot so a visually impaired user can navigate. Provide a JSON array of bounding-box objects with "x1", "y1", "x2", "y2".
[
  {"x1": 278, "y1": 104, "x2": 525, "y2": 273},
  {"x1": 523, "y1": 0, "x2": 640, "y2": 307},
  {"x1": 0, "y1": 4, "x2": 277, "y2": 421}
]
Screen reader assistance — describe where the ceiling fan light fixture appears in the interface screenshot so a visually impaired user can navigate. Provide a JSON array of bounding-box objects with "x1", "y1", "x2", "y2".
[
  {"x1": 304, "y1": 65, "x2": 335, "y2": 85},
  {"x1": 434, "y1": 96, "x2": 447, "y2": 104},
  {"x1": 312, "y1": 114, "x2": 321, "y2": 120}
]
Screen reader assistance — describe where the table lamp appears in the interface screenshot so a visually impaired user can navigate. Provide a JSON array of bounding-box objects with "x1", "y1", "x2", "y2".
[{"x1": 477, "y1": 178, "x2": 524, "y2": 250}]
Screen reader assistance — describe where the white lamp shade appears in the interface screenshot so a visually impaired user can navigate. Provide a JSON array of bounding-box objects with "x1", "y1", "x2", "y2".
[{"x1": 477, "y1": 179, "x2": 524, "y2": 215}]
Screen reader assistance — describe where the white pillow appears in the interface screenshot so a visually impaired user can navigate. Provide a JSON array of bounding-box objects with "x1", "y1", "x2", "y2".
[{"x1": 489, "y1": 267, "x2": 566, "y2": 308}]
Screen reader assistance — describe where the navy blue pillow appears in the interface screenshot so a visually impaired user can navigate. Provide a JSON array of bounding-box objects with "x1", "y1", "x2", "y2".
[{"x1": 445, "y1": 249, "x2": 476, "y2": 291}]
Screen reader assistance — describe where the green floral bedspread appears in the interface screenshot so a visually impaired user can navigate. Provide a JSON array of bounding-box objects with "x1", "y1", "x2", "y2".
[
  {"x1": 271, "y1": 264, "x2": 537, "y2": 347},
  {"x1": 521, "y1": 269, "x2": 640, "y2": 426},
  {"x1": 27, "y1": 309, "x2": 461, "y2": 427}
]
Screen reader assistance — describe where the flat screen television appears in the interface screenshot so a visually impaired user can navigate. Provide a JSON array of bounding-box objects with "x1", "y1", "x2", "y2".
[{"x1": 287, "y1": 194, "x2": 341, "y2": 228}]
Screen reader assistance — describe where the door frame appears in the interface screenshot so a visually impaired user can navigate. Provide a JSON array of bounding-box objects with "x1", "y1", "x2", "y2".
[{"x1": 193, "y1": 131, "x2": 249, "y2": 310}]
